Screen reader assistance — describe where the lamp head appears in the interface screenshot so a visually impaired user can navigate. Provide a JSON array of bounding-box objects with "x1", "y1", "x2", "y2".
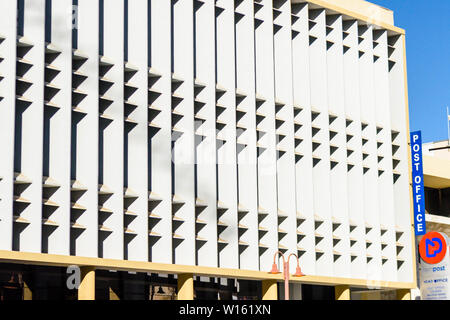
[
  {"x1": 269, "y1": 263, "x2": 280, "y2": 274},
  {"x1": 293, "y1": 266, "x2": 305, "y2": 277}
]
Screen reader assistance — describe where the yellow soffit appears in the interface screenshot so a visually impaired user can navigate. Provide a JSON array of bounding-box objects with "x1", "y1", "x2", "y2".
[
  {"x1": 0, "y1": 250, "x2": 415, "y2": 290},
  {"x1": 292, "y1": 0, "x2": 404, "y2": 35},
  {"x1": 423, "y1": 156, "x2": 450, "y2": 189}
]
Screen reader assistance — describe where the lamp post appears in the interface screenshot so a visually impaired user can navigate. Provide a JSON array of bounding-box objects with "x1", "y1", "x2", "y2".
[{"x1": 269, "y1": 251, "x2": 305, "y2": 300}]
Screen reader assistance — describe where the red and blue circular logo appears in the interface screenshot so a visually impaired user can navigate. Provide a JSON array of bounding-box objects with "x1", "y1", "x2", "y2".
[{"x1": 419, "y1": 232, "x2": 447, "y2": 264}]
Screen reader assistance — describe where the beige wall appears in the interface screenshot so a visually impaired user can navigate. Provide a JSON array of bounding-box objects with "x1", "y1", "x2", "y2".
[{"x1": 423, "y1": 155, "x2": 450, "y2": 189}]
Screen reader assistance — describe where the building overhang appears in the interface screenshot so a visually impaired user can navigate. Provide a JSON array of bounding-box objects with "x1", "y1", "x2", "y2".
[
  {"x1": 423, "y1": 155, "x2": 450, "y2": 189},
  {"x1": 426, "y1": 214, "x2": 450, "y2": 236}
]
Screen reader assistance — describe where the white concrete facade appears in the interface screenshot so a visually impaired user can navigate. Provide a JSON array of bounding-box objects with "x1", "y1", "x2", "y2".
[{"x1": 0, "y1": 0, "x2": 413, "y2": 284}]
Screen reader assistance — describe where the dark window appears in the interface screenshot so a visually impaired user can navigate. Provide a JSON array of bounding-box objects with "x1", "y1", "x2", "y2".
[{"x1": 301, "y1": 284, "x2": 335, "y2": 300}]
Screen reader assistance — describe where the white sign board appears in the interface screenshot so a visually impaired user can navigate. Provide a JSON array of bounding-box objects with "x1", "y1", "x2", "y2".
[{"x1": 419, "y1": 232, "x2": 450, "y2": 300}]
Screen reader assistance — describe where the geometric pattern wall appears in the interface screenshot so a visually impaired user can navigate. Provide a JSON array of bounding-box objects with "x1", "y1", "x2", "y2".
[{"x1": 0, "y1": 0, "x2": 413, "y2": 283}]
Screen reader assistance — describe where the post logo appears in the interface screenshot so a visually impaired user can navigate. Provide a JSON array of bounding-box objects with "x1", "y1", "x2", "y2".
[{"x1": 419, "y1": 232, "x2": 447, "y2": 264}]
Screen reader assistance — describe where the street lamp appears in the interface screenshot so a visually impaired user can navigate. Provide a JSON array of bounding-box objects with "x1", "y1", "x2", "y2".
[{"x1": 269, "y1": 251, "x2": 305, "y2": 300}]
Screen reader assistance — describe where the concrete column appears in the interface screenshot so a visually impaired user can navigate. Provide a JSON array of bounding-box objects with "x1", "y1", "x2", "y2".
[
  {"x1": 194, "y1": 0, "x2": 218, "y2": 268},
  {"x1": 373, "y1": 29, "x2": 397, "y2": 281},
  {"x1": 101, "y1": 0, "x2": 125, "y2": 261},
  {"x1": 254, "y1": 0, "x2": 279, "y2": 274},
  {"x1": 78, "y1": 267, "x2": 95, "y2": 300},
  {"x1": 335, "y1": 285, "x2": 350, "y2": 300},
  {"x1": 124, "y1": 0, "x2": 149, "y2": 263},
  {"x1": 148, "y1": 0, "x2": 173, "y2": 265},
  {"x1": 326, "y1": 14, "x2": 351, "y2": 279},
  {"x1": 234, "y1": 0, "x2": 258, "y2": 272},
  {"x1": 0, "y1": 0, "x2": 17, "y2": 252},
  {"x1": 20, "y1": 0, "x2": 46, "y2": 254},
  {"x1": 23, "y1": 281, "x2": 32, "y2": 300},
  {"x1": 215, "y1": 0, "x2": 239, "y2": 270},
  {"x1": 292, "y1": 3, "x2": 315, "y2": 274},
  {"x1": 109, "y1": 287, "x2": 120, "y2": 300},
  {"x1": 75, "y1": 0, "x2": 100, "y2": 258},
  {"x1": 397, "y1": 289, "x2": 411, "y2": 300},
  {"x1": 47, "y1": 0, "x2": 72, "y2": 256},
  {"x1": 262, "y1": 280, "x2": 278, "y2": 300},
  {"x1": 171, "y1": 0, "x2": 196, "y2": 267},
  {"x1": 177, "y1": 274, "x2": 194, "y2": 300}
]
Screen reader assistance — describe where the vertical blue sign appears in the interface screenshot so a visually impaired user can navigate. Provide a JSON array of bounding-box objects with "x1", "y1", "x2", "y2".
[{"x1": 410, "y1": 131, "x2": 426, "y2": 236}]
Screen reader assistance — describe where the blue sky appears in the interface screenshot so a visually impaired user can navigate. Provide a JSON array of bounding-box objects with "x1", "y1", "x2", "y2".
[{"x1": 370, "y1": 0, "x2": 450, "y2": 143}]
